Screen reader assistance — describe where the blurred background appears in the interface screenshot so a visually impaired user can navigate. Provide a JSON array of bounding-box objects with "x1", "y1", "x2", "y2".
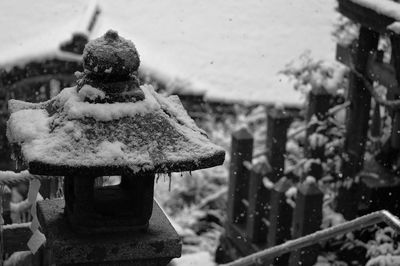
[{"x1": 0, "y1": 1, "x2": 352, "y2": 265}]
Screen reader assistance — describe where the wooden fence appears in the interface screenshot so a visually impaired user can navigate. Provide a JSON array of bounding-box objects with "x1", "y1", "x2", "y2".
[
  {"x1": 336, "y1": 0, "x2": 400, "y2": 220},
  {"x1": 218, "y1": 0, "x2": 400, "y2": 265},
  {"x1": 217, "y1": 103, "x2": 326, "y2": 266}
]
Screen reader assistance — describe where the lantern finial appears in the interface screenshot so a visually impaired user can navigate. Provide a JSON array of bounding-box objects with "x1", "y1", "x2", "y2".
[
  {"x1": 104, "y1": 29, "x2": 119, "y2": 41},
  {"x1": 79, "y1": 29, "x2": 143, "y2": 102}
]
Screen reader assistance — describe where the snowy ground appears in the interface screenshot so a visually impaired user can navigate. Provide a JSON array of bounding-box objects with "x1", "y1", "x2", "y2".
[{"x1": 0, "y1": 0, "x2": 338, "y2": 106}]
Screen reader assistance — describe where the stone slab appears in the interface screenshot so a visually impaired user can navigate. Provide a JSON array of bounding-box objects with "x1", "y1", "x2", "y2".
[{"x1": 37, "y1": 199, "x2": 181, "y2": 265}]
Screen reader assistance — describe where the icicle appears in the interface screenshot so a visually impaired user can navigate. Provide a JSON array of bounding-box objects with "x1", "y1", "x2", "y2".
[{"x1": 168, "y1": 172, "x2": 172, "y2": 192}]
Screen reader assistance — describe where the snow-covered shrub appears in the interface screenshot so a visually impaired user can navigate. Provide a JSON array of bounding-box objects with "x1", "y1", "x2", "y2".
[
  {"x1": 281, "y1": 51, "x2": 349, "y2": 97},
  {"x1": 332, "y1": 15, "x2": 359, "y2": 47},
  {"x1": 362, "y1": 227, "x2": 400, "y2": 266}
]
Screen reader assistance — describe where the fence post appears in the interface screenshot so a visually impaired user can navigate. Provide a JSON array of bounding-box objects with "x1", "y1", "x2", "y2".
[
  {"x1": 245, "y1": 109, "x2": 292, "y2": 244},
  {"x1": 390, "y1": 35, "x2": 400, "y2": 150},
  {"x1": 266, "y1": 108, "x2": 292, "y2": 182},
  {"x1": 305, "y1": 90, "x2": 331, "y2": 180},
  {"x1": 337, "y1": 26, "x2": 379, "y2": 220},
  {"x1": 306, "y1": 90, "x2": 331, "y2": 124},
  {"x1": 266, "y1": 177, "x2": 293, "y2": 266},
  {"x1": 370, "y1": 103, "x2": 381, "y2": 138},
  {"x1": 246, "y1": 170, "x2": 270, "y2": 244},
  {"x1": 227, "y1": 128, "x2": 253, "y2": 226},
  {"x1": 289, "y1": 181, "x2": 323, "y2": 266}
]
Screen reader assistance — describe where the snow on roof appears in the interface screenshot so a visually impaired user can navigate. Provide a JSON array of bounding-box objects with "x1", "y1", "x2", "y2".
[
  {"x1": 7, "y1": 109, "x2": 50, "y2": 143},
  {"x1": 0, "y1": 0, "x2": 98, "y2": 69},
  {"x1": 94, "y1": 0, "x2": 338, "y2": 106},
  {"x1": 1, "y1": 0, "x2": 337, "y2": 106},
  {"x1": 60, "y1": 85, "x2": 160, "y2": 121},
  {"x1": 7, "y1": 85, "x2": 225, "y2": 175},
  {"x1": 349, "y1": 0, "x2": 400, "y2": 20}
]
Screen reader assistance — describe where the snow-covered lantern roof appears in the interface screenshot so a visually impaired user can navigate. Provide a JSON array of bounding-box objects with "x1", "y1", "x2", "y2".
[
  {"x1": 7, "y1": 30, "x2": 225, "y2": 176},
  {"x1": 6, "y1": 30, "x2": 225, "y2": 233}
]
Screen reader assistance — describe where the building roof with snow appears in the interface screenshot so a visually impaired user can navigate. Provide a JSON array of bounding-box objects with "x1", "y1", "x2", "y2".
[
  {"x1": 1, "y1": 0, "x2": 338, "y2": 106},
  {"x1": 0, "y1": 0, "x2": 99, "y2": 69}
]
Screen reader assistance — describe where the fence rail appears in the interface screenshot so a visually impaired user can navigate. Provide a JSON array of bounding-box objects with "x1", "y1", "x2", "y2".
[{"x1": 223, "y1": 210, "x2": 400, "y2": 266}]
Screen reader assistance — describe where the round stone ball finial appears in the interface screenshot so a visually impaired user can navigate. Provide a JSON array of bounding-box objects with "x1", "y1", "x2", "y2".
[
  {"x1": 83, "y1": 30, "x2": 140, "y2": 79},
  {"x1": 104, "y1": 29, "x2": 119, "y2": 41}
]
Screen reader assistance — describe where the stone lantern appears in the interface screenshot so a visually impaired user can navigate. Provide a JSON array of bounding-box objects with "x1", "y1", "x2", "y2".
[{"x1": 7, "y1": 30, "x2": 225, "y2": 265}]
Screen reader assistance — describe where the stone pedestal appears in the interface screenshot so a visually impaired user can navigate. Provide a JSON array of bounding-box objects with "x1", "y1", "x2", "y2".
[{"x1": 37, "y1": 199, "x2": 181, "y2": 266}]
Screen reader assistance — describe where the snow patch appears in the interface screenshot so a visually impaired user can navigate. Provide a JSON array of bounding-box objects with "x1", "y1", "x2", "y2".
[
  {"x1": 304, "y1": 175, "x2": 317, "y2": 185},
  {"x1": 63, "y1": 84, "x2": 161, "y2": 121},
  {"x1": 263, "y1": 176, "x2": 275, "y2": 189},
  {"x1": 309, "y1": 133, "x2": 329, "y2": 149},
  {"x1": 170, "y1": 252, "x2": 215, "y2": 266},
  {"x1": 285, "y1": 186, "x2": 297, "y2": 208},
  {"x1": 388, "y1": 22, "x2": 400, "y2": 34},
  {"x1": 78, "y1": 84, "x2": 106, "y2": 101},
  {"x1": 7, "y1": 109, "x2": 50, "y2": 143},
  {"x1": 96, "y1": 141, "x2": 126, "y2": 161}
]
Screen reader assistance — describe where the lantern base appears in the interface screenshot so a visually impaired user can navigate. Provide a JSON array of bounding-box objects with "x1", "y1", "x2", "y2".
[{"x1": 37, "y1": 198, "x2": 182, "y2": 265}]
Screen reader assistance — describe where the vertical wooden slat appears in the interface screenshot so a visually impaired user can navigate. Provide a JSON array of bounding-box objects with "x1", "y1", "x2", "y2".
[
  {"x1": 227, "y1": 128, "x2": 253, "y2": 225},
  {"x1": 305, "y1": 90, "x2": 331, "y2": 180},
  {"x1": 244, "y1": 108, "x2": 292, "y2": 243},
  {"x1": 391, "y1": 110, "x2": 400, "y2": 149},
  {"x1": 343, "y1": 26, "x2": 379, "y2": 174},
  {"x1": 0, "y1": 185, "x2": 4, "y2": 266},
  {"x1": 338, "y1": 26, "x2": 379, "y2": 220},
  {"x1": 390, "y1": 35, "x2": 400, "y2": 150},
  {"x1": 266, "y1": 109, "x2": 292, "y2": 182},
  {"x1": 306, "y1": 90, "x2": 331, "y2": 122},
  {"x1": 267, "y1": 177, "x2": 293, "y2": 266},
  {"x1": 246, "y1": 170, "x2": 270, "y2": 244},
  {"x1": 289, "y1": 181, "x2": 323, "y2": 266},
  {"x1": 2, "y1": 187, "x2": 10, "y2": 213},
  {"x1": 370, "y1": 103, "x2": 381, "y2": 138}
]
